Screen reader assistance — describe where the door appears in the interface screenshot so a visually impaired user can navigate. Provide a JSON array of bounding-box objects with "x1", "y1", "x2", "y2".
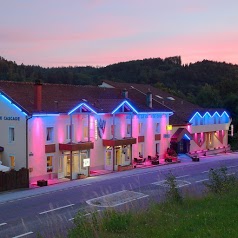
[
  {"x1": 79, "y1": 150, "x2": 88, "y2": 176},
  {"x1": 105, "y1": 147, "x2": 113, "y2": 171},
  {"x1": 58, "y1": 156, "x2": 64, "y2": 179}
]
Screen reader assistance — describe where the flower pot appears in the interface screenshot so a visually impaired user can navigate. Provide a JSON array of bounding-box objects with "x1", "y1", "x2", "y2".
[{"x1": 78, "y1": 174, "x2": 87, "y2": 179}]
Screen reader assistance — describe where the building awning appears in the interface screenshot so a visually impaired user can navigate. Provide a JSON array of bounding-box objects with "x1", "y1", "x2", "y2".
[
  {"x1": 0, "y1": 146, "x2": 4, "y2": 152},
  {"x1": 103, "y1": 137, "x2": 137, "y2": 147},
  {"x1": 171, "y1": 128, "x2": 193, "y2": 142},
  {"x1": 59, "y1": 142, "x2": 94, "y2": 151}
]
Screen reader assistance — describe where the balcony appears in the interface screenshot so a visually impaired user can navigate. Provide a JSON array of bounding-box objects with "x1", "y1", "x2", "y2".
[
  {"x1": 103, "y1": 137, "x2": 137, "y2": 147},
  {"x1": 59, "y1": 141, "x2": 94, "y2": 151}
]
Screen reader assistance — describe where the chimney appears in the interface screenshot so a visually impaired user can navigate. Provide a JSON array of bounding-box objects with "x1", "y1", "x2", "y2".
[
  {"x1": 34, "y1": 80, "x2": 42, "y2": 111},
  {"x1": 122, "y1": 88, "x2": 128, "y2": 99},
  {"x1": 146, "y1": 90, "x2": 152, "y2": 108}
]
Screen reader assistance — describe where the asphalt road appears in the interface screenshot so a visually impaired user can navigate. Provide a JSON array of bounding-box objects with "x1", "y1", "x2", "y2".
[{"x1": 1, "y1": 153, "x2": 238, "y2": 238}]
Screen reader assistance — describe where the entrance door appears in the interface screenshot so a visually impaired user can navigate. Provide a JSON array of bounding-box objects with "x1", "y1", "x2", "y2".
[
  {"x1": 79, "y1": 150, "x2": 88, "y2": 176},
  {"x1": 156, "y1": 143, "x2": 160, "y2": 155},
  {"x1": 105, "y1": 147, "x2": 113, "y2": 171},
  {"x1": 58, "y1": 156, "x2": 64, "y2": 179}
]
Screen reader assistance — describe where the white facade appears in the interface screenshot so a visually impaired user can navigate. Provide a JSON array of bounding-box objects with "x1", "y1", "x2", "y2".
[{"x1": 0, "y1": 94, "x2": 27, "y2": 170}]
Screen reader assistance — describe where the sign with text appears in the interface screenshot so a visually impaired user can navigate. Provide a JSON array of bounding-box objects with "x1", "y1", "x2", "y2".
[
  {"x1": 0, "y1": 116, "x2": 20, "y2": 121},
  {"x1": 83, "y1": 158, "x2": 90, "y2": 167}
]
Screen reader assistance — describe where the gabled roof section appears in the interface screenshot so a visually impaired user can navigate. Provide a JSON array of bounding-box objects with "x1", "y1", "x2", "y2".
[
  {"x1": 0, "y1": 91, "x2": 29, "y2": 116},
  {"x1": 101, "y1": 80, "x2": 229, "y2": 125},
  {"x1": 0, "y1": 81, "x2": 172, "y2": 115},
  {"x1": 189, "y1": 110, "x2": 230, "y2": 122},
  {"x1": 171, "y1": 128, "x2": 193, "y2": 142},
  {"x1": 112, "y1": 100, "x2": 139, "y2": 114},
  {"x1": 68, "y1": 102, "x2": 97, "y2": 115}
]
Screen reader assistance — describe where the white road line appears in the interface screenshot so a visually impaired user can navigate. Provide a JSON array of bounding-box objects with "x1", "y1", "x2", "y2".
[
  {"x1": 39, "y1": 204, "x2": 75, "y2": 215},
  {"x1": 122, "y1": 171, "x2": 156, "y2": 178},
  {"x1": 12, "y1": 231, "x2": 33, "y2": 238},
  {"x1": 195, "y1": 179, "x2": 209, "y2": 183},
  {"x1": 69, "y1": 210, "x2": 101, "y2": 221},
  {"x1": 227, "y1": 165, "x2": 238, "y2": 168},
  {"x1": 175, "y1": 175, "x2": 189, "y2": 178},
  {"x1": 201, "y1": 170, "x2": 209, "y2": 173},
  {"x1": 0, "y1": 222, "x2": 7, "y2": 226}
]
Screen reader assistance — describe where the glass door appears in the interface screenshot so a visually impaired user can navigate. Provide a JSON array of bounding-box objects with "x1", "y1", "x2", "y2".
[{"x1": 105, "y1": 147, "x2": 113, "y2": 171}]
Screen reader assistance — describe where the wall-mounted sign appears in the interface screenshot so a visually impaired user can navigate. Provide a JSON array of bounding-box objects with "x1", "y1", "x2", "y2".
[
  {"x1": 0, "y1": 116, "x2": 20, "y2": 121},
  {"x1": 166, "y1": 125, "x2": 172, "y2": 130},
  {"x1": 163, "y1": 134, "x2": 170, "y2": 138},
  {"x1": 97, "y1": 118, "x2": 106, "y2": 139},
  {"x1": 83, "y1": 158, "x2": 90, "y2": 167}
]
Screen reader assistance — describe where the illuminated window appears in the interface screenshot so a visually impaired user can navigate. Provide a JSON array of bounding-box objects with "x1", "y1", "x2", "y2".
[
  {"x1": 46, "y1": 127, "x2": 54, "y2": 141},
  {"x1": 47, "y1": 155, "x2": 53, "y2": 172},
  {"x1": 66, "y1": 125, "x2": 74, "y2": 140},
  {"x1": 10, "y1": 155, "x2": 15, "y2": 168},
  {"x1": 139, "y1": 123, "x2": 143, "y2": 134},
  {"x1": 83, "y1": 126, "x2": 88, "y2": 138},
  {"x1": 111, "y1": 125, "x2": 116, "y2": 136},
  {"x1": 127, "y1": 124, "x2": 131, "y2": 135},
  {"x1": 155, "y1": 123, "x2": 160, "y2": 133},
  {"x1": 9, "y1": 127, "x2": 15, "y2": 143}
]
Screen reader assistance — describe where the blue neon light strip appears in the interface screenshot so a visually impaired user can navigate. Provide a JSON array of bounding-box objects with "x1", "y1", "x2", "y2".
[
  {"x1": 0, "y1": 93, "x2": 28, "y2": 116},
  {"x1": 68, "y1": 103, "x2": 97, "y2": 115},
  {"x1": 184, "y1": 134, "x2": 191, "y2": 140},
  {"x1": 138, "y1": 112, "x2": 173, "y2": 115},
  {"x1": 32, "y1": 113, "x2": 60, "y2": 117},
  {"x1": 112, "y1": 100, "x2": 139, "y2": 114},
  {"x1": 189, "y1": 111, "x2": 229, "y2": 122}
]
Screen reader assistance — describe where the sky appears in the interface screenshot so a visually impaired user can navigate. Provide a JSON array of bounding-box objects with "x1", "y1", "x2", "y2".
[{"x1": 0, "y1": 0, "x2": 238, "y2": 67}]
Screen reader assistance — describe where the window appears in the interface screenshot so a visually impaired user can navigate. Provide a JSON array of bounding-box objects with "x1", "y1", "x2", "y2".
[
  {"x1": 111, "y1": 125, "x2": 116, "y2": 136},
  {"x1": 9, "y1": 127, "x2": 15, "y2": 143},
  {"x1": 127, "y1": 124, "x2": 131, "y2": 135},
  {"x1": 47, "y1": 155, "x2": 53, "y2": 172},
  {"x1": 66, "y1": 125, "x2": 74, "y2": 140},
  {"x1": 139, "y1": 123, "x2": 143, "y2": 134},
  {"x1": 46, "y1": 127, "x2": 54, "y2": 141},
  {"x1": 83, "y1": 126, "x2": 88, "y2": 138},
  {"x1": 10, "y1": 156, "x2": 15, "y2": 168},
  {"x1": 155, "y1": 123, "x2": 160, "y2": 133}
]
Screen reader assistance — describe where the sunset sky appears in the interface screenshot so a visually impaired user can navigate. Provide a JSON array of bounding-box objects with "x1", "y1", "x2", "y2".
[{"x1": 1, "y1": 0, "x2": 237, "y2": 67}]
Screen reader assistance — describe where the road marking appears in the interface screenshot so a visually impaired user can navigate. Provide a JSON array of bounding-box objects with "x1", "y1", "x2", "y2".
[
  {"x1": 201, "y1": 170, "x2": 209, "y2": 173},
  {"x1": 152, "y1": 180, "x2": 191, "y2": 188},
  {"x1": 175, "y1": 175, "x2": 189, "y2": 178},
  {"x1": 86, "y1": 190, "x2": 148, "y2": 207},
  {"x1": 39, "y1": 204, "x2": 75, "y2": 215},
  {"x1": 228, "y1": 173, "x2": 235, "y2": 176},
  {"x1": 69, "y1": 210, "x2": 101, "y2": 221},
  {"x1": 227, "y1": 165, "x2": 238, "y2": 168},
  {"x1": 0, "y1": 222, "x2": 7, "y2": 226},
  {"x1": 12, "y1": 231, "x2": 33, "y2": 238},
  {"x1": 195, "y1": 179, "x2": 209, "y2": 183}
]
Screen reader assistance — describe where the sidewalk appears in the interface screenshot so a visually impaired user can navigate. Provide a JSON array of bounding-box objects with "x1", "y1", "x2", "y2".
[{"x1": 0, "y1": 153, "x2": 237, "y2": 204}]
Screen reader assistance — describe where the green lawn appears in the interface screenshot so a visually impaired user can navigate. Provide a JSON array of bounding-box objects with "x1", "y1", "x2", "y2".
[{"x1": 68, "y1": 180, "x2": 238, "y2": 238}]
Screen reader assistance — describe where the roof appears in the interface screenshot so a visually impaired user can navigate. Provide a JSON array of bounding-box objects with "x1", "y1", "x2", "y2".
[
  {"x1": 0, "y1": 81, "x2": 172, "y2": 115},
  {"x1": 101, "y1": 80, "x2": 228, "y2": 125}
]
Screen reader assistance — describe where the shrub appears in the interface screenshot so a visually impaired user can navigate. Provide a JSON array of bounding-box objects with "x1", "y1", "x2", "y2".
[
  {"x1": 204, "y1": 167, "x2": 236, "y2": 194},
  {"x1": 165, "y1": 173, "x2": 183, "y2": 203}
]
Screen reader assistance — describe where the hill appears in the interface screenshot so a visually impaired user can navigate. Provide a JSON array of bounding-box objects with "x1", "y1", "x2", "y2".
[{"x1": 1, "y1": 55, "x2": 238, "y2": 126}]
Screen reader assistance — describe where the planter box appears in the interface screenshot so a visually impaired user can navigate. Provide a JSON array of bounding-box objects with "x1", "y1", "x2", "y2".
[
  {"x1": 118, "y1": 165, "x2": 133, "y2": 172},
  {"x1": 192, "y1": 157, "x2": 200, "y2": 162},
  {"x1": 37, "y1": 180, "x2": 48, "y2": 187},
  {"x1": 78, "y1": 174, "x2": 87, "y2": 179},
  {"x1": 151, "y1": 160, "x2": 159, "y2": 165}
]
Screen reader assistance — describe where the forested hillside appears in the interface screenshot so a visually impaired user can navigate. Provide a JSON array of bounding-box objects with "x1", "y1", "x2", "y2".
[{"x1": 1, "y1": 55, "x2": 238, "y2": 127}]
